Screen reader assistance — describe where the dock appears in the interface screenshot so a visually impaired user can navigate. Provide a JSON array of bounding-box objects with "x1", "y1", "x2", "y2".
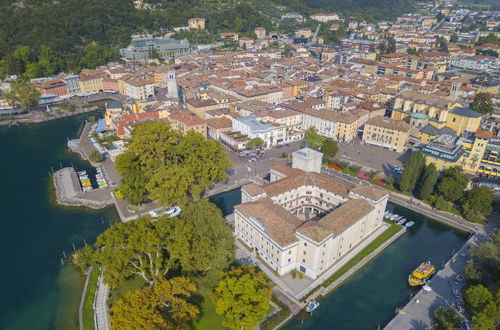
[{"x1": 53, "y1": 167, "x2": 113, "y2": 209}]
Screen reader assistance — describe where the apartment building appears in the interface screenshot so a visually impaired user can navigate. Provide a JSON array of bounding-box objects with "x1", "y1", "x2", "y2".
[
  {"x1": 362, "y1": 116, "x2": 411, "y2": 153},
  {"x1": 123, "y1": 79, "x2": 155, "y2": 100},
  {"x1": 301, "y1": 109, "x2": 359, "y2": 142},
  {"x1": 234, "y1": 148, "x2": 388, "y2": 279},
  {"x1": 232, "y1": 115, "x2": 287, "y2": 148}
]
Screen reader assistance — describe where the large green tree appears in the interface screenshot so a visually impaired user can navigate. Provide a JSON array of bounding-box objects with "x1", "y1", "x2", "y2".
[
  {"x1": 305, "y1": 127, "x2": 325, "y2": 149},
  {"x1": 321, "y1": 138, "x2": 339, "y2": 160},
  {"x1": 3, "y1": 80, "x2": 40, "y2": 111},
  {"x1": 109, "y1": 277, "x2": 199, "y2": 329},
  {"x1": 116, "y1": 121, "x2": 231, "y2": 207},
  {"x1": 399, "y1": 151, "x2": 425, "y2": 192},
  {"x1": 166, "y1": 199, "x2": 235, "y2": 273},
  {"x1": 462, "y1": 186, "x2": 494, "y2": 216},
  {"x1": 92, "y1": 217, "x2": 174, "y2": 287},
  {"x1": 471, "y1": 93, "x2": 494, "y2": 115},
  {"x1": 115, "y1": 152, "x2": 149, "y2": 205},
  {"x1": 418, "y1": 163, "x2": 438, "y2": 200},
  {"x1": 437, "y1": 166, "x2": 468, "y2": 202},
  {"x1": 213, "y1": 265, "x2": 272, "y2": 330},
  {"x1": 433, "y1": 306, "x2": 461, "y2": 329},
  {"x1": 247, "y1": 137, "x2": 265, "y2": 149}
]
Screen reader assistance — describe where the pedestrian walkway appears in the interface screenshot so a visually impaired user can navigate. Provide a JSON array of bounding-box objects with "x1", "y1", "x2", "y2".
[{"x1": 94, "y1": 274, "x2": 110, "y2": 330}]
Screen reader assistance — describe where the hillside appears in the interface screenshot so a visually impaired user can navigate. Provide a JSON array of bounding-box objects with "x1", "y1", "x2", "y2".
[{"x1": 0, "y1": 0, "x2": 419, "y2": 79}]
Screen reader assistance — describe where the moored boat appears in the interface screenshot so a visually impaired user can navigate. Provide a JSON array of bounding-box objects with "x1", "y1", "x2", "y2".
[
  {"x1": 405, "y1": 221, "x2": 415, "y2": 228},
  {"x1": 305, "y1": 300, "x2": 320, "y2": 313},
  {"x1": 408, "y1": 261, "x2": 435, "y2": 286},
  {"x1": 390, "y1": 214, "x2": 399, "y2": 221}
]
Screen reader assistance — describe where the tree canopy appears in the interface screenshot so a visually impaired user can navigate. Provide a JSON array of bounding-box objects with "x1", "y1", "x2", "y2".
[
  {"x1": 109, "y1": 277, "x2": 199, "y2": 329},
  {"x1": 418, "y1": 163, "x2": 438, "y2": 201},
  {"x1": 165, "y1": 199, "x2": 235, "y2": 273},
  {"x1": 305, "y1": 127, "x2": 325, "y2": 149},
  {"x1": 213, "y1": 265, "x2": 272, "y2": 329},
  {"x1": 399, "y1": 151, "x2": 425, "y2": 192},
  {"x1": 321, "y1": 138, "x2": 339, "y2": 160},
  {"x1": 470, "y1": 93, "x2": 494, "y2": 115},
  {"x1": 247, "y1": 137, "x2": 265, "y2": 149},
  {"x1": 437, "y1": 166, "x2": 468, "y2": 202},
  {"x1": 3, "y1": 80, "x2": 40, "y2": 110},
  {"x1": 433, "y1": 306, "x2": 461, "y2": 329},
  {"x1": 116, "y1": 121, "x2": 231, "y2": 206}
]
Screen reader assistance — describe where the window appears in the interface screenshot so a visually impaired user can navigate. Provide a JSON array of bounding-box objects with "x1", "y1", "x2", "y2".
[
  {"x1": 302, "y1": 259, "x2": 306, "y2": 263},
  {"x1": 304, "y1": 242, "x2": 307, "y2": 247},
  {"x1": 300, "y1": 266, "x2": 306, "y2": 273},
  {"x1": 289, "y1": 250, "x2": 292, "y2": 254},
  {"x1": 303, "y1": 251, "x2": 306, "y2": 255},
  {"x1": 288, "y1": 258, "x2": 291, "y2": 262}
]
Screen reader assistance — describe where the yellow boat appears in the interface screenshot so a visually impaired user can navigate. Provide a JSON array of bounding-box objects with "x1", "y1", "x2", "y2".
[{"x1": 408, "y1": 262, "x2": 435, "y2": 286}]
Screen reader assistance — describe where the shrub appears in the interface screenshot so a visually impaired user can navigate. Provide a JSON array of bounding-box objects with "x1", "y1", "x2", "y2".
[
  {"x1": 357, "y1": 173, "x2": 370, "y2": 180},
  {"x1": 349, "y1": 165, "x2": 362, "y2": 174}
]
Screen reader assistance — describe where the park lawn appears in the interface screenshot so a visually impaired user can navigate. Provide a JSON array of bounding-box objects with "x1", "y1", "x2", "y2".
[
  {"x1": 321, "y1": 221, "x2": 403, "y2": 288},
  {"x1": 82, "y1": 266, "x2": 99, "y2": 330},
  {"x1": 108, "y1": 276, "x2": 146, "y2": 307},
  {"x1": 192, "y1": 272, "x2": 229, "y2": 330}
]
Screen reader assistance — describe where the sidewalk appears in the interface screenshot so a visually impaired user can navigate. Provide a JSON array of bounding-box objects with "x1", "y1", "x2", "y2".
[{"x1": 94, "y1": 273, "x2": 110, "y2": 330}]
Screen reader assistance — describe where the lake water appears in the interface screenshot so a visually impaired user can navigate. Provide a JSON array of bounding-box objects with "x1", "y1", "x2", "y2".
[
  {"x1": 284, "y1": 203, "x2": 469, "y2": 330},
  {"x1": 0, "y1": 113, "x2": 119, "y2": 330}
]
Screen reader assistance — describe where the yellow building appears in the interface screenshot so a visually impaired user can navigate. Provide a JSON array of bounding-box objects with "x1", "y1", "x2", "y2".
[
  {"x1": 362, "y1": 116, "x2": 411, "y2": 153},
  {"x1": 79, "y1": 76, "x2": 103, "y2": 94},
  {"x1": 188, "y1": 18, "x2": 205, "y2": 30},
  {"x1": 420, "y1": 131, "x2": 499, "y2": 178},
  {"x1": 297, "y1": 29, "x2": 312, "y2": 38}
]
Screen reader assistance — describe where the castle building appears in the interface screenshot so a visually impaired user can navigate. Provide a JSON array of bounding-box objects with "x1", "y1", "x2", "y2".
[{"x1": 234, "y1": 148, "x2": 389, "y2": 279}]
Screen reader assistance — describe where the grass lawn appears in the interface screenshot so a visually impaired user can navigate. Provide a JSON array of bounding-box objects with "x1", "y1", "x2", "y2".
[
  {"x1": 192, "y1": 272, "x2": 229, "y2": 330},
  {"x1": 82, "y1": 267, "x2": 99, "y2": 330},
  {"x1": 321, "y1": 221, "x2": 403, "y2": 288},
  {"x1": 108, "y1": 276, "x2": 146, "y2": 307}
]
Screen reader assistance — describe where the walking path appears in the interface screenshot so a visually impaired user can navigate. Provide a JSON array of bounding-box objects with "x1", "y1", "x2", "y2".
[{"x1": 94, "y1": 273, "x2": 110, "y2": 330}]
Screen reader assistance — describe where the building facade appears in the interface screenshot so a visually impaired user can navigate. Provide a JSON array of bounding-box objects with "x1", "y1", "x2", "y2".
[{"x1": 234, "y1": 149, "x2": 388, "y2": 279}]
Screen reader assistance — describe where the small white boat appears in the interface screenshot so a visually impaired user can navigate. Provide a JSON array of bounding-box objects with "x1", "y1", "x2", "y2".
[
  {"x1": 305, "y1": 300, "x2": 320, "y2": 313},
  {"x1": 390, "y1": 214, "x2": 399, "y2": 221},
  {"x1": 384, "y1": 211, "x2": 392, "y2": 219},
  {"x1": 405, "y1": 221, "x2": 415, "y2": 228},
  {"x1": 149, "y1": 205, "x2": 182, "y2": 218},
  {"x1": 398, "y1": 218, "x2": 406, "y2": 225}
]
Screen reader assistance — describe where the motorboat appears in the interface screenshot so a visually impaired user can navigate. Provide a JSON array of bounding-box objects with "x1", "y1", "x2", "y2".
[
  {"x1": 390, "y1": 214, "x2": 399, "y2": 221},
  {"x1": 405, "y1": 221, "x2": 415, "y2": 228},
  {"x1": 305, "y1": 300, "x2": 320, "y2": 313}
]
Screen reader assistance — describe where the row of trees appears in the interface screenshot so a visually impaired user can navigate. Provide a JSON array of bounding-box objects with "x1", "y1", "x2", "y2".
[
  {"x1": 399, "y1": 152, "x2": 494, "y2": 223},
  {"x1": 73, "y1": 199, "x2": 273, "y2": 329},
  {"x1": 461, "y1": 232, "x2": 500, "y2": 329},
  {"x1": 115, "y1": 121, "x2": 232, "y2": 206}
]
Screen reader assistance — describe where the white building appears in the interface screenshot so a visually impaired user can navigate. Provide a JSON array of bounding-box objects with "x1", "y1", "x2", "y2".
[
  {"x1": 234, "y1": 149, "x2": 389, "y2": 280},
  {"x1": 124, "y1": 79, "x2": 155, "y2": 100},
  {"x1": 232, "y1": 115, "x2": 286, "y2": 148}
]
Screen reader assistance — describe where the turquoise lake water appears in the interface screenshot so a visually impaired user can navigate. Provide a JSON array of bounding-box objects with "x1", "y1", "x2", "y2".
[{"x1": 0, "y1": 113, "x2": 119, "y2": 330}]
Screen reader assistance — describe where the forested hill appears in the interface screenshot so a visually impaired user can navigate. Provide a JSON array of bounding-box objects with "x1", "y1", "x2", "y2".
[
  {"x1": 271, "y1": 0, "x2": 417, "y2": 21},
  {"x1": 0, "y1": 0, "x2": 418, "y2": 79}
]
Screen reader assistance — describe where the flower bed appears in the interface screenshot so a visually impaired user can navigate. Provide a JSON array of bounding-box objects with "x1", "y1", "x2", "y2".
[
  {"x1": 328, "y1": 163, "x2": 343, "y2": 170},
  {"x1": 357, "y1": 173, "x2": 370, "y2": 180},
  {"x1": 376, "y1": 180, "x2": 387, "y2": 186}
]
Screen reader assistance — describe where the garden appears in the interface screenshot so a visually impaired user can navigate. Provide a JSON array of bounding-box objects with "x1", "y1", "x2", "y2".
[{"x1": 327, "y1": 158, "x2": 396, "y2": 191}]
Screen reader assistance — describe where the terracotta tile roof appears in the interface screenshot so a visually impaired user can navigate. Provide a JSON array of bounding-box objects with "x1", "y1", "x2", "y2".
[
  {"x1": 242, "y1": 183, "x2": 266, "y2": 197},
  {"x1": 366, "y1": 116, "x2": 411, "y2": 132},
  {"x1": 235, "y1": 199, "x2": 302, "y2": 246},
  {"x1": 270, "y1": 164, "x2": 304, "y2": 178},
  {"x1": 475, "y1": 130, "x2": 494, "y2": 139},
  {"x1": 206, "y1": 117, "x2": 232, "y2": 129},
  {"x1": 318, "y1": 199, "x2": 374, "y2": 235},
  {"x1": 350, "y1": 185, "x2": 388, "y2": 202}
]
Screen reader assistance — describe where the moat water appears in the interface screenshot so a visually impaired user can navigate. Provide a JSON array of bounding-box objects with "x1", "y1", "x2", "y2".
[{"x1": 0, "y1": 114, "x2": 468, "y2": 330}]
